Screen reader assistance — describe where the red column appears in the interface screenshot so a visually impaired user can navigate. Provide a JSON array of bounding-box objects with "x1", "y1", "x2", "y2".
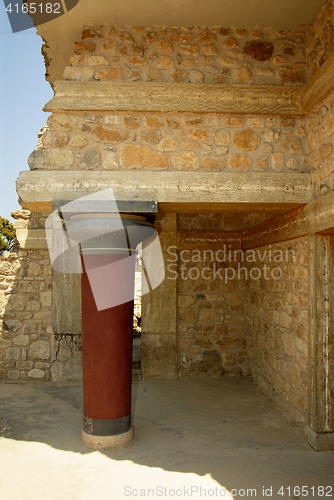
[{"x1": 81, "y1": 254, "x2": 135, "y2": 448}]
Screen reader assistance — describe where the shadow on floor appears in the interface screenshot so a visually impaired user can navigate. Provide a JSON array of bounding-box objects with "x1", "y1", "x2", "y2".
[{"x1": 0, "y1": 377, "x2": 333, "y2": 499}]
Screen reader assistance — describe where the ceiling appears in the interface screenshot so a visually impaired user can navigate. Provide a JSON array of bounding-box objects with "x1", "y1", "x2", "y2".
[{"x1": 35, "y1": 0, "x2": 326, "y2": 84}]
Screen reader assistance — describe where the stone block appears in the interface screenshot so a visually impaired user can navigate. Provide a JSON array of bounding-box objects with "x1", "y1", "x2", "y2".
[
  {"x1": 27, "y1": 368, "x2": 45, "y2": 379},
  {"x1": 120, "y1": 145, "x2": 169, "y2": 169},
  {"x1": 28, "y1": 340, "x2": 50, "y2": 360}
]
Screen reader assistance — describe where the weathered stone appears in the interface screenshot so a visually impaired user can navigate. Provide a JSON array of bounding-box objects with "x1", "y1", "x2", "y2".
[
  {"x1": 16, "y1": 360, "x2": 33, "y2": 369},
  {"x1": 124, "y1": 117, "x2": 141, "y2": 129},
  {"x1": 182, "y1": 57, "x2": 198, "y2": 68},
  {"x1": 157, "y1": 39, "x2": 173, "y2": 52},
  {"x1": 124, "y1": 65, "x2": 140, "y2": 81},
  {"x1": 170, "y1": 33, "x2": 193, "y2": 43},
  {"x1": 5, "y1": 294, "x2": 26, "y2": 311},
  {"x1": 103, "y1": 152, "x2": 119, "y2": 170},
  {"x1": 0, "y1": 338, "x2": 12, "y2": 348},
  {"x1": 13, "y1": 335, "x2": 29, "y2": 346},
  {"x1": 82, "y1": 28, "x2": 102, "y2": 39},
  {"x1": 232, "y1": 68, "x2": 254, "y2": 84},
  {"x1": 229, "y1": 154, "x2": 251, "y2": 170},
  {"x1": 272, "y1": 153, "x2": 284, "y2": 171},
  {"x1": 318, "y1": 143, "x2": 333, "y2": 161},
  {"x1": 40, "y1": 291, "x2": 51, "y2": 307},
  {"x1": 63, "y1": 66, "x2": 94, "y2": 81},
  {"x1": 273, "y1": 56, "x2": 288, "y2": 66},
  {"x1": 168, "y1": 69, "x2": 187, "y2": 82},
  {"x1": 188, "y1": 128, "x2": 211, "y2": 141},
  {"x1": 127, "y1": 44, "x2": 144, "y2": 57},
  {"x1": 254, "y1": 157, "x2": 269, "y2": 171},
  {"x1": 101, "y1": 40, "x2": 117, "y2": 53},
  {"x1": 28, "y1": 340, "x2": 50, "y2": 360},
  {"x1": 227, "y1": 49, "x2": 244, "y2": 59},
  {"x1": 3, "y1": 320, "x2": 22, "y2": 333},
  {"x1": 19, "y1": 281, "x2": 40, "y2": 293},
  {"x1": 92, "y1": 125, "x2": 129, "y2": 143},
  {"x1": 216, "y1": 337, "x2": 242, "y2": 349},
  {"x1": 179, "y1": 45, "x2": 200, "y2": 55},
  {"x1": 22, "y1": 324, "x2": 36, "y2": 334},
  {"x1": 95, "y1": 66, "x2": 123, "y2": 80},
  {"x1": 233, "y1": 130, "x2": 260, "y2": 151},
  {"x1": 28, "y1": 149, "x2": 73, "y2": 170},
  {"x1": 178, "y1": 295, "x2": 196, "y2": 307},
  {"x1": 188, "y1": 70, "x2": 204, "y2": 83},
  {"x1": 78, "y1": 149, "x2": 101, "y2": 169},
  {"x1": 178, "y1": 308, "x2": 198, "y2": 323},
  {"x1": 41, "y1": 131, "x2": 68, "y2": 147},
  {"x1": 202, "y1": 45, "x2": 219, "y2": 55},
  {"x1": 225, "y1": 117, "x2": 245, "y2": 128},
  {"x1": 202, "y1": 157, "x2": 226, "y2": 170},
  {"x1": 143, "y1": 115, "x2": 162, "y2": 129},
  {"x1": 47, "y1": 114, "x2": 78, "y2": 131},
  {"x1": 157, "y1": 55, "x2": 174, "y2": 69},
  {"x1": 142, "y1": 32, "x2": 157, "y2": 44},
  {"x1": 157, "y1": 137, "x2": 179, "y2": 151},
  {"x1": 256, "y1": 68, "x2": 274, "y2": 76},
  {"x1": 282, "y1": 137, "x2": 303, "y2": 154},
  {"x1": 286, "y1": 158, "x2": 298, "y2": 170},
  {"x1": 69, "y1": 133, "x2": 88, "y2": 149},
  {"x1": 87, "y1": 55, "x2": 108, "y2": 66},
  {"x1": 172, "y1": 152, "x2": 199, "y2": 170},
  {"x1": 278, "y1": 63, "x2": 306, "y2": 84},
  {"x1": 7, "y1": 370, "x2": 20, "y2": 379},
  {"x1": 139, "y1": 130, "x2": 162, "y2": 144},
  {"x1": 142, "y1": 67, "x2": 162, "y2": 81},
  {"x1": 261, "y1": 128, "x2": 280, "y2": 142},
  {"x1": 203, "y1": 65, "x2": 219, "y2": 75},
  {"x1": 118, "y1": 32, "x2": 134, "y2": 43},
  {"x1": 74, "y1": 42, "x2": 96, "y2": 54},
  {"x1": 6, "y1": 347, "x2": 20, "y2": 360},
  {"x1": 27, "y1": 368, "x2": 45, "y2": 378},
  {"x1": 243, "y1": 41, "x2": 273, "y2": 61},
  {"x1": 224, "y1": 38, "x2": 238, "y2": 49},
  {"x1": 220, "y1": 56, "x2": 238, "y2": 66},
  {"x1": 166, "y1": 117, "x2": 182, "y2": 128},
  {"x1": 195, "y1": 30, "x2": 217, "y2": 44},
  {"x1": 69, "y1": 55, "x2": 86, "y2": 65},
  {"x1": 11, "y1": 210, "x2": 30, "y2": 220},
  {"x1": 120, "y1": 145, "x2": 169, "y2": 169},
  {"x1": 126, "y1": 56, "x2": 147, "y2": 66}
]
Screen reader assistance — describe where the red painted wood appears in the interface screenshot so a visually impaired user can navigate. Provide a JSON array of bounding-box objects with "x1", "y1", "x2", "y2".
[{"x1": 81, "y1": 254, "x2": 135, "y2": 420}]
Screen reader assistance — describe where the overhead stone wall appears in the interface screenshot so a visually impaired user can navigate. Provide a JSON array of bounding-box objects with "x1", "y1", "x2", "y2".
[
  {"x1": 306, "y1": 0, "x2": 334, "y2": 78},
  {"x1": 246, "y1": 237, "x2": 309, "y2": 424},
  {"x1": 0, "y1": 244, "x2": 52, "y2": 381},
  {"x1": 304, "y1": 88, "x2": 334, "y2": 198},
  {"x1": 29, "y1": 111, "x2": 309, "y2": 175},
  {"x1": 63, "y1": 26, "x2": 307, "y2": 85}
]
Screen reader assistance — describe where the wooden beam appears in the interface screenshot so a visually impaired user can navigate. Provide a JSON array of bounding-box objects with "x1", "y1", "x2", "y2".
[
  {"x1": 308, "y1": 233, "x2": 334, "y2": 450},
  {"x1": 16, "y1": 171, "x2": 312, "y2": 210},
  {"x1": 303, "y1": 51, "x2": 334, "y2": 114},
  {"x1": 243, "y1": 190, "x2": 334, "y2": 250},
  {"x1": 44, "y1": 80, "x2": 303, "y2": 116}
]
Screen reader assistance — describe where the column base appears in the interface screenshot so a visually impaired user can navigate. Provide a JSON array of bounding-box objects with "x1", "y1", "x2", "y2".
[
  {"x1": 81, "y1": 426, "x2": 134, "y2": 449},
  {"x1": 308, "y1": 427, "x2": 334, "y2": 451}
]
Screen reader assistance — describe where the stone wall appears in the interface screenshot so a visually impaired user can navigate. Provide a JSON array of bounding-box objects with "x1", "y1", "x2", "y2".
[
  {"x1": 29, "y1": 111, "x2": 308, "y2": 175},
  {"x1": 304, "y1": 88, "x2": 334, "y2": 198},
  {"x1": 306, "y1": 0, "x2": 334, "y2": 78},
  {"x1": 63, "y1": 26, "x2": 307, "y2": 85},
  {"x1": 0, "y1": 247, "x2": 52, "y2": 381},
  {"x1": 246, "y1": 237, "x2": 309, "y2": 424}
]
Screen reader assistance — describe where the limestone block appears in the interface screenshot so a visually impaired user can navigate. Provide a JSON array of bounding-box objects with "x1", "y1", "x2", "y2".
[
  {"x1": 228, "y1": 154, "x2": 251, "y2": 170},
  {"x1": 120, "y1": 144, "x2": 169, "y2": 169},
  {"x1": 282, "y1": 137, "x2": 303, "y2": 155},
  {"x1": 202, "y1": 157, "x2": 226, "y2": 171},
  {"x1": 78, "y1": 149, "x2": 101, "y2": 169},
  {"x1": 95, "y1": 66, "x2": 123, "y2": 80},
  {"x1": 27, "y1": 368, "x2": 45, "y2": 378},
  {"x1": 142, "y1": 67, "x2": 162, "y2": 81},
  {"x1": 157, "y1": 56, "x2": 174, "y2": 69},
  {"x1": 63, "y1": 66, "x2": 94, "y2": 81},
  {"x1": 103, "y1": 152, "x2": 119, "y2": 170},
  {"x1": 188, "y1": 128, "x2": 211, "y2": 141},
  {"x1": 278, "y1": 63, "x2": 306, "y2": 84},
  {"x1": 188, "y1": 70, "x2": 204, "y2": 83},
  {"x1": 232, "y1": 130, "x2": 261, "y2": 151},
  {"x1": 28, "y1": 149, "x2": 73, "y2": 170},
  {"x1": 28, "y1": 340, "x2": 50, "y2": 360},
  {"x1": 172, "y1": 152, "x2": 199, "y2": 170},
  {"x1": 92, "y1": 125, "x2": 129, "y2": 143},
  {"x1": 243, "y1": 41, "x2": 274, "y2": 61}
]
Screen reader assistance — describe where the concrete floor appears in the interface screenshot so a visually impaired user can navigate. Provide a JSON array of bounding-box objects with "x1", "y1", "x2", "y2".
[{"x1": 0, "y1": 378, "x2": 333, "y2": 500}]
